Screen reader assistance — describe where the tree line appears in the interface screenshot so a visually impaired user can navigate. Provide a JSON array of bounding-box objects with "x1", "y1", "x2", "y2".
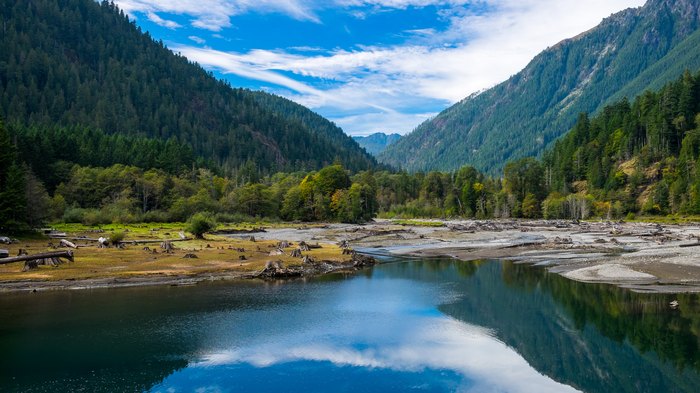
[{"x1": 3, "y1": 70, "x2": 700, "y2": 232}]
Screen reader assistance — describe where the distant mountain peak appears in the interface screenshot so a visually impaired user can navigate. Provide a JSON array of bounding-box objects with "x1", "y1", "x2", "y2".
[{"x1": 353, "y1": 133, "x2": 402, "y2": 156}]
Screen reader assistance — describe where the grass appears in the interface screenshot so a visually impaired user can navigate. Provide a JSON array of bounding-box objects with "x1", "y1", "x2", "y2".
[
  {"x1": 392, "y1": 219, "x2": 446, "y2": 227},
  {"x1": 623, "y1": 215, "x2": 700, "y2": 225},
  {"x1": 0, "y1": 224, "x2": 350, "y2": 283}
]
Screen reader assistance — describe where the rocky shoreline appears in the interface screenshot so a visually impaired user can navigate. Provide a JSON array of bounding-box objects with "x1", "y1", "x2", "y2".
[{"x1": 244, "y1": 219, "x2": 700, "y2": 293}]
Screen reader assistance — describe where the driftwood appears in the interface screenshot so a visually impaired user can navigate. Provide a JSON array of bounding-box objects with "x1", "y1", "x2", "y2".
[
  {"x1": 0, "y1": 250, "x2": 74, "y2": 265},
  {"x1": 60, "y1": 239, "x2": 77, "y2": 249},
  {"x1": 680, "y1": 242, "x2": 700, "y2": 248},
  {"x1": 0, "y1": 250, "x2": 75, "y2": 271}
]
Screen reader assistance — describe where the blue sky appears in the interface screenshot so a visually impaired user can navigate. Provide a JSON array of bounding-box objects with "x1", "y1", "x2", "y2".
[{"x1": 115, "y1": 0, "x2": 646, "y2": 136}]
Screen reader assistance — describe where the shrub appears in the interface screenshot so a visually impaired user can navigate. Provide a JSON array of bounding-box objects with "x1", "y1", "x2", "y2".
[
  {"x1": 187, "y1": 213, "x2": 217, "y2": 239},
  {"x1": 110, "y1": 231, "x2": 126, "y2": 247}
]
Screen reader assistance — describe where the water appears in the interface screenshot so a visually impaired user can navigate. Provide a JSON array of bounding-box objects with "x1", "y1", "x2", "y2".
[{"x1": 1, "y1": 257, "x2": 699, "y2": 393}]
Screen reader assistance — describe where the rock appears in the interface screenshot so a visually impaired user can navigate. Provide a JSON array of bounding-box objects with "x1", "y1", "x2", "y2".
[
  {"x1": 670, "y1": 300, "x2": 679, "y2": 309},
  {"x1": 0, "y1": 249, "x2": 8, "y2": 258},
  {"x1": 183, "y1": 253, "x2": 198, "y2": 259},
  {"x1": 239, "y1": 255, "x2": 247, "y2": 260},
  {"x1": 352, "y1": 253, "x2": 377, "y2": 268},
  {"x1": 269, "y1": 248, "x2": 284, "y2": 256},
  {"x1": 278, "y1": 241, "x2": 290, "y2": 249}
]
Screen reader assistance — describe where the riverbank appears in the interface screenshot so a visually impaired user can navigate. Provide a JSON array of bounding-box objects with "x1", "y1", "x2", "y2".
[
  {"x1": 247, "y1": 219, "x2": 700, "y2": 293},
  {"x1": 5, "y1": 219, "x2": 700, "y2": 293},
  {"x1": 0, "y1": 224, "x2": 366, "y2": 292}
]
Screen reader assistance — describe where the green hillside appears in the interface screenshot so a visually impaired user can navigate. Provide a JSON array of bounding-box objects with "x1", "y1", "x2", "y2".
[
  {"x1": 380, "y1": 0, "x2": 700, "y2": 174},
  {"x1": 0, "y1": 0, "x2": 376, "y2": 174}
]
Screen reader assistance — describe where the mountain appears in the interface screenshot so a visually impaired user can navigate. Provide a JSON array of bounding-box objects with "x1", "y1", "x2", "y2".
[
  {"x1": 380, "y1": 0, "x2": 700, "y2": 174},
  {"x1": 352, "y1": 133, "x2": 402, "y2": 156},
  {"x1": 0, "y1": 0, "x2": 376, "y2": 173}
]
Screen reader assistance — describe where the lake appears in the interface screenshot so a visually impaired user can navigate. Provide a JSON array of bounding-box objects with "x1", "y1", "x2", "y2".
[{"x1": 1, "y1": 255, "x2": 699, "y2": 392}]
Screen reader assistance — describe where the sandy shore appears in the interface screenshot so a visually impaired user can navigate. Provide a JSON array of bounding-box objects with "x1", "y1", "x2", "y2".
[{"x1": 249, "y1": 219, "x2": 700, "y2": 293}]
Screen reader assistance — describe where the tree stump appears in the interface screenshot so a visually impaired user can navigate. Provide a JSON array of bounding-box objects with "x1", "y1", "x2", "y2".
[
  {"x1": 269, "y1": 248, "x2": 284, "y2": 256},
  {"x1": 298, "y1": 241, "x2": 310, "y2": 252},
  {"x1": 290, "y1": 248, "x2": 303, "y2": 258},
  {"x1": 160, "y1": 241, "x2": 174, "y2": 253},
  {"x1": 302, "y1": 255, "x2": 315, "y2": 264}
]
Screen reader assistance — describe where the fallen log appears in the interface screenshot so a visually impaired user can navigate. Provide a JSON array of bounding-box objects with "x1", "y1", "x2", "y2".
[
  {"x1": 680, "y1": 242, "x2": 700, "y2": 248},
  {"x1": 60, "y1": 239, "x2": 77, "y2": 249},
  {"x1": 0, "y1": 250, "x2": 74, "y2": 265}
]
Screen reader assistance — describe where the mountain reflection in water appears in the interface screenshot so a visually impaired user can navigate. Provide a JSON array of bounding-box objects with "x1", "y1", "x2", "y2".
[{"x1": 1, "y1": 257, "x2": 699, "y2": 393}]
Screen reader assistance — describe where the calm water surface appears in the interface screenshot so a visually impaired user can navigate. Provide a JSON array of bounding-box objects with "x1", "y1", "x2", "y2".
[{"x1": 2, "y1": 256, "x2": 700, "y2": 392}]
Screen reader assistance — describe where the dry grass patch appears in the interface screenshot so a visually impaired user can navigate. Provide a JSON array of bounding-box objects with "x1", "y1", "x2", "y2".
[{"x1": 0, "y1": 226, "x2": 351, "y2": 283}]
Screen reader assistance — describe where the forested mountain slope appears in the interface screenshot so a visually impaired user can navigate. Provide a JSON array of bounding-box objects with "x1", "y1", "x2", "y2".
[
  {"x1": 380, "y1": 0, "x2": 700, "y2": 174},
  {"x1": 542, "y1": 70, "x2": 700, "y2": 217},
  {"x1": 0, "y1": 0, "x2": 376, "y2": 173}
]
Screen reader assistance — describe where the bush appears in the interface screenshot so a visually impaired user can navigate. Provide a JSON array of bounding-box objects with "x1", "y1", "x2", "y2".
[
  {"x1": 109, "y1": 231, "x2": 126, "y2": 246},
  {"x1": 187, "y1": 213, "x2": 217, "y2": 239}
]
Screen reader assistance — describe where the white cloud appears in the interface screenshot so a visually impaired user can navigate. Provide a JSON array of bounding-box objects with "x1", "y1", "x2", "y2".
[
  {"x1": 146, "y1": 11, "x2": 181, "y2": 29},
  {"x1": 188, "y1": 35, "x2": 206, "y2": 44},
  {"x1": 115, "y1": 0, "x2": 321, "y2": 31},
  {"x1": 119, "y1": 0, "x2": 646, "y2": 135}
]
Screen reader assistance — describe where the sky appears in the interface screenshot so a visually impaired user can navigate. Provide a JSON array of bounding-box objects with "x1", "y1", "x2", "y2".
[{"x1": 114, "y1": 0, "x2": 647, "y2": 136}]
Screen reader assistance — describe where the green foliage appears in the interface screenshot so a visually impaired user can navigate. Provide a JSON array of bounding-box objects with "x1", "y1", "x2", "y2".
[
  {"x1": 380, "y1": 1, "x2": 700, "y2": 174},
  {"x1": 109, "y1": 231, "x2": 126, "y2": 246},
  {"x1": 187, "y1": 213, "x2": 217, "y2": 239},
  {"x1": 0, "y1": 0, "x2": 376, "y2": 174}
]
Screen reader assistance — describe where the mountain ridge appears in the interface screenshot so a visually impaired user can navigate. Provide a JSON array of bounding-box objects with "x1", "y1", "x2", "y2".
[
  {"x1": 379, "y1": 0, "x2": 700, "y2": 174},
  {"x1": 0, "y1": 0, "x2": 376, "y2": 174}
]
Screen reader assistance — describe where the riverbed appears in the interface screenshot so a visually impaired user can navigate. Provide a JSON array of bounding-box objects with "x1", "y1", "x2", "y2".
[{"x1": 1, "y1": 255, "x2": 699, "y2": 392}]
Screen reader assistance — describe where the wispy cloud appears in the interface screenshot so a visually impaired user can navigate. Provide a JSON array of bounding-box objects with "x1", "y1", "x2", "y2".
[
  {"x1": 146, "y1": 11, "x2": 181, "y2": 29},
  {"x1": 117, "y1": 0, "x2": 646, "y2": 135},
  {"x1": 188, "y1": 35, "x2": 206, "y2": 44}
]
